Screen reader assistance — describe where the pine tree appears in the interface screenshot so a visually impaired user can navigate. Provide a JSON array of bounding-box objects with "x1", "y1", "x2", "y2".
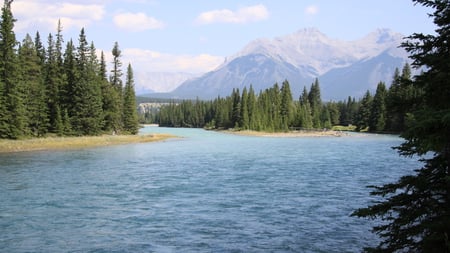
[
  {"x1": 355, "y1": 90, "x2": 372, "y2": 131},
  {"x1": 231, "y1": 88, "x2": 241, "y2": 128},
  {"x1": 308, "y1": 79, "x2": 322, "y2": 128},
  {"x1": 298, "y1": 86, "x2": 313, "y2": 129},
  {"x1": 34, "y1": 31, "x2": 45, "y2": 65},
  {"x1": 0, "y1": 0, "x2": 25, "y2": 138},
  {"x1": 353, "y1": 1, "x2": 450, "y2": 252},
  {"x1": 18, "y1": 34, "x2": 48, "y2": 136},
  {"x1": 280, "y1": 80, "x2": 293, "y2": 131},
  {"x1": 109, "y1": 41, "x2": 124, "y2": 132},
  {"x1": 63, "y1": 39, "x2": 77, "y2": 124},
  {"x1": 240, "y1": 87, "x2": 249, "y2": 129},
  {"x1": 369, "y1": 82, "x2": 387, "y2": 132},
  {"x1": 247, "y1": 85, "x2": 259, "y2": 130},
  {"x1": 45, "y1": 33, "x2": 64, "y2": 133},
  {"x1": 71, "y1": 28, "x2": 103, "y2": 135},
  {"x1": 122, "y1": 63, "x2": 139, "y2": 134},
  {"x1": 99, "y1": 51, "x2": 119, "y2": 133}
]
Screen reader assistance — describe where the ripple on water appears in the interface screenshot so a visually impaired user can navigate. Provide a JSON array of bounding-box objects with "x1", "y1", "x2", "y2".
[{"x1": 0, "y1": 127, "x2": 421, "y2": 252}]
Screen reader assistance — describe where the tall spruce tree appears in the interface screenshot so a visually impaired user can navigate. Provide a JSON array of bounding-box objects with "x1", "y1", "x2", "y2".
[
  {"x1": 110, "y1": 42, "x2": 124, "y2": 132},
  {"x1": 353, "y1": 0, "x2": 450, "y2": 252},
  {"x1": 280, "y1": 80, "x2": 293, "y2": 130},
  {"x1": 355, "y1": 90, "x2": 373, "y2": 131},
  {"x1": 308, "y1": 78, "x2": 322, "y2": 128},
  {"x1": 71, "y1": 28, "x2": 103, "y2": 135},
  {"x1": 18, "y1": 34, "x2": 48, "y2": 136},
  {"x1": 99, "y1": 51, "x2": 119, "y2": 133},
  {"x1": 240, "y1": 87, "x2": 249, "y2": 129},
  {"x1": 45, "y1": 33, "x2": 64, "y2": 133},
  {"x1": 369, "y1": 82, "x2": 387, "y2": 132},
  {"x1": 298, "y1": 86, "x2": 313, "y2": 129},
  {"x1": 0, "y1": 0, "x2": 25, "y2": 138},
  {"x1": 122, "y1": 63, "x2": 138, "y2": 134},
  {"x1": 247, "y1": 85, "x2": 259, "y2": 130}
]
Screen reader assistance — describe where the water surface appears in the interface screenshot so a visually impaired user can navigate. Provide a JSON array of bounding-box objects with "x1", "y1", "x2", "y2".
[{"x1": 0, "y1": 127, "x2": 421, "y2": 252}]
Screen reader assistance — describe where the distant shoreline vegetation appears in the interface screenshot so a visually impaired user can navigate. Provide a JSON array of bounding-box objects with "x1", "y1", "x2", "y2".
[
  {"x1": 0, "y1": 2, "x2": 139, "y2": 140},
  {"x1": 140, "y1": 63, "x2": 421, "y2": 135}
]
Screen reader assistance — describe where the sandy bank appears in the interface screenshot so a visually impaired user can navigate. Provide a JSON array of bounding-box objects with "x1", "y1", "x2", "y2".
[
  {"x1": 0, "y1": 133, "x2": 175, "y2": 153},
  {"x1": 222, "y1": 130, "x2": 346, "y2": 137}
]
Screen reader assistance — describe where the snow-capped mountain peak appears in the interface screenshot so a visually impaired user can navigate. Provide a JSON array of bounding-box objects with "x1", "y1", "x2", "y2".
[{"x1": 164, "y1": 28, "x2": 411, "y2": 100}]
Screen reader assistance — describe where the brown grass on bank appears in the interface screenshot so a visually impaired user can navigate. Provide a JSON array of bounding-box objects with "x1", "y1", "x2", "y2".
[
  {"x1": 0, "y1": 134, "x2": 175, "y2": 153},
  {"x1": 222, "y1": 129, "x2": 345, "y2": 137}
]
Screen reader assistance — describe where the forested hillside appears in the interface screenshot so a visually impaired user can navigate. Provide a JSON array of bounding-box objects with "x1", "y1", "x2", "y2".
[
  {"x1": 153, "y1": 63, "x2": 421, "y2": 133},
  {"x1": 0, "y1": 1, "x2": 138, "y2": 139}
]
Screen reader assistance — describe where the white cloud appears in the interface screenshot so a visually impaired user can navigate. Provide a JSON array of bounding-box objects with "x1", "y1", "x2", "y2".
[
  {"x1": 195, "y1": 4, "x2": 269, "y2": 25},
  {"x1": 117, "y1": 48, "x2": 223, "y2": 93},
  {"x1": 122, "y1": 48, "x2": 223, "y2": 74},
  {"x1": 113, "y1": 12, "x2": 165, "y2": 31},
  {"x1": 12, "y1": 0, "x2": 105, "y2": 32},
  {"x1": 305, "y1": 5, "x2": 319, "y2": 15}
]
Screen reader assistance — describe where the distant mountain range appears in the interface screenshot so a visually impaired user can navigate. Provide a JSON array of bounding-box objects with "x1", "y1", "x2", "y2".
[{"x1": 143, "y1": 28, "x2": 412, "y2": 101}]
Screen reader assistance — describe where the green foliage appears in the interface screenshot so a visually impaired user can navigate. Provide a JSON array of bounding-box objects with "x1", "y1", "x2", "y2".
[
  {"x1": 355, "y1": 90, "x2": 373, "y2": 131},
  {"x1": 0, "y1": 0, "x2": 26, "y2": 139},
  {"x1": 369, "y1": 82, "x2": 387, "y2": 132},
  {"x1": 159, "y1": 80, "x2": 339, "y2": 132},
  {"x1": 353, "y1": 0, "x2": 450, "y2": 252},
  {"x1": 18, "y1": 34, "x2": 48, "y2": 136},
  {"x1": 123, "y1": 64, "x2": 139, "y2": 134},
  {"x1": 0, "y1": 2, "x2": 139, "y2": 139}
]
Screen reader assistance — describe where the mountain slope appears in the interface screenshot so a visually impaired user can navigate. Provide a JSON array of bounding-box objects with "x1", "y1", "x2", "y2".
[{"x1": 168, "y1": 28, "x2": 410, "y2": 100}]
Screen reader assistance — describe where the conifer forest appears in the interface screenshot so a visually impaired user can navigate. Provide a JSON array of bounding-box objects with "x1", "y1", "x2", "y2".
[
  {"x1": 0, "y1": 1, "x2": 139, "y2": 139},
  {"x1": 153, "y1": 64, "x2": 420, "y2": 134}
]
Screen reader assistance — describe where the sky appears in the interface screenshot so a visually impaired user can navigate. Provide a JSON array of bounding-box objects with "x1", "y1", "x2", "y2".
[{"x1": 11, "y1": 0, "x2": 436, "y2": 84}]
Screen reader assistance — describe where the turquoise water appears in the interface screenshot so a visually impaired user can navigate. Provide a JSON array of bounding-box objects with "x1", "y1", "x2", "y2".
[{"x1": 0, "y1": 127, "x2": 421, "y2": 252}]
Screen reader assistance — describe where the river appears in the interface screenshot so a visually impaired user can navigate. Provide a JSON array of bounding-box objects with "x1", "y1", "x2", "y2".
[{"x1": 0, "y1": 126, "x2": 421, "y2": 252}]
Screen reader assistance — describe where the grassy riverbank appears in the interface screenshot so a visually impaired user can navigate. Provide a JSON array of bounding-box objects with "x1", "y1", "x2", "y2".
[
  {"x1": 222, "y1": 129, "x2": 345, "y2": 137},
  {"x1": 0, "y1": 134, "x2": 175, "y2": 153}
]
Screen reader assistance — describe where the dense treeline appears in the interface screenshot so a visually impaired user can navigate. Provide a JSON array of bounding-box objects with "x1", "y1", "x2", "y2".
[
  {"x1": 0, "y1": 1, "x2": 138, "y2": 139},
  {"x1": 155, "y1": 63, "x2": 420, "y2": 133}
]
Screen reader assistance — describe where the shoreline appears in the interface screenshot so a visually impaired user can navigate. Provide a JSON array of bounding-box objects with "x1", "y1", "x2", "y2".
[
  {"x1": 221, "y1": 129, "x2": 346, "y2": 137},
  {"x1": 0, "y1": 133, "x2": 175, "y2": 153}
]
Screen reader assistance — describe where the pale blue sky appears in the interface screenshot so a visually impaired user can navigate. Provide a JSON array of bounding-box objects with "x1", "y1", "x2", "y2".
[{"x1": 12, "y1": 0, "x2": 436, "y2": 74}]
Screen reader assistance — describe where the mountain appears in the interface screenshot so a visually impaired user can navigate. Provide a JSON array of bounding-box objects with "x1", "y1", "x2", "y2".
[
  {"x1": 134, "y1": 72, "x2": 199, "y2": 95},
  {"x1": 166, "y1": 28, "x2": 411, "y2": 100}
]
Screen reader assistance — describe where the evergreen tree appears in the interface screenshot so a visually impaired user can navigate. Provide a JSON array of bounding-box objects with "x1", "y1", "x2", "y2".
[
  {"x1": 320, "y1": 105, "x2": 332, "y2": 129},
  {"x1": 247, "y1": 85, "x2": 259, "y2": 130},
  {"x1": 231, "y1": 88, "x2": 241, "y2": 128},
  {"x1": 369, "y1": 82, "x2": 387, "y2": 132},
  {"x1": 0, "y1": 0, "x2": 25, "y2": 138},
  {"x1": 327, "y1": 102, "x2": 340, "y2": 126},
  {"x1": 240, "y1": 87, "x2": 249, "y2": 129},
  {"x1": 269, "y1": 83, "x2": 281, "y2": 131},
  {"x1": 280, "y1": 80, "x2": 293, "y2": 130},
  {"x1": 353, "y1": 1, "x2": 450, "y2": 252},
  {"x1": 34, "y1": 31, "x2": 45, "y2": 65},
  {"x1": 123, "y1": 63, "x2": 139, "y2": 134},
  {"x1": 71, "y1": 28, "x2": 103, "y2": 135},
  {"x1": 298, "y1": 86, "x2": 313, "y2": 129},
  {"x1": 355, "y1": 90, "x2": 372, "y2": 131},
  {"x1": 18, "y1": 34, "x2": 48, "y2": 136},
  {"x1": 63, "y1": 39, "x2": 77, "y2": 123},
  {"x1": 109, "y1": 41, "x2": 124, "y2": 132},
  {"x1": 308, "y1": 79, "x2": 322, "y2": 128},
  {"x1": 45, "y1": 33, "x2": 64, "y2": 133},
  {"x1": 99, "y1": 51, "x2": 120, "y2": 133}
]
